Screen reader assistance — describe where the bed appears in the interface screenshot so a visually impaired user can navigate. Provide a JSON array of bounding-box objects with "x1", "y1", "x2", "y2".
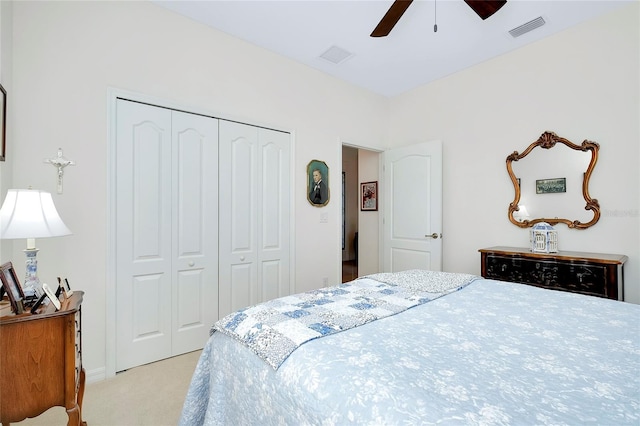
[{"x1": 179, "y1": 270, "x2": 640, "y2": 425}]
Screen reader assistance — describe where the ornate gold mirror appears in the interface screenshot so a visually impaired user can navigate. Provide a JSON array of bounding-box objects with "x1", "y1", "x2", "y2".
[{"x1": 507, "y1": 131, "x2": 600, "y2": 229}]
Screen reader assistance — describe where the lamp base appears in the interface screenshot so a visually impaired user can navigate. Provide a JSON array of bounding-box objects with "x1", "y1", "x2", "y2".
[{"x1": 23, "y1": 247, "x2": 43, "y2": 298}]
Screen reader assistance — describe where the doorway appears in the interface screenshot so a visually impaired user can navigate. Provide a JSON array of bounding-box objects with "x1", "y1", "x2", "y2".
[
  {"x1": 342, "y1": 146, "x2": 358, "y2": 282},
  {"x1": 340, "y1": 140, "x2": 442, "y2": 283},
  {"x1": 342, "y1": 145, "x2": 381, "y2": 281}
]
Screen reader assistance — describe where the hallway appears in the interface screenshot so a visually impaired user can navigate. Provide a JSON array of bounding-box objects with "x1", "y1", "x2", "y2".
[{"x1": 342, "y1": 259, "x2": 357, "y2": 283}]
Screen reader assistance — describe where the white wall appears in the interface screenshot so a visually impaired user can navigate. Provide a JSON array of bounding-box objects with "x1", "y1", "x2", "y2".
[
  {"x1": 388, "y1": 2, "x2": 640, "y2": 302},
  {"x1": 9, "y1": 0, "x2": 386, "y2": 378},
  {"x1": 0, "y1": 0, "x2": 13, "y2": 261},
  {"x1": 4, "y1": 0, "x2": 639, "y2": 381}
]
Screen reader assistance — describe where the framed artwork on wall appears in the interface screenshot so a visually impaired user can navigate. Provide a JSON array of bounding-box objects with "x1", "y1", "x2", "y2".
[
  {"x1": 307, "y1": 160, "x2": 330, "y2": 207},
  {"x1": 342, "y1": 172, "x2": 345, "y2": 250},
  {"x1": 0, "y1": 83, "x2": 6, "y2": 161},
  {"x1": 361, "y1": 181, "x2": 378, "y2": 211}
]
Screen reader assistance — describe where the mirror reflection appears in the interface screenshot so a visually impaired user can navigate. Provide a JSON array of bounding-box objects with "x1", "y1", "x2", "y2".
[{"x1": 507, "y1": 131, "x2": 600, "y2": 229}]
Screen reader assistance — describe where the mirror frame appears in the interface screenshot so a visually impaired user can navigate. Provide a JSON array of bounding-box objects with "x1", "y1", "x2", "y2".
[{"x1": 507, "y1": 131, "x2": 600, "y2": 229}]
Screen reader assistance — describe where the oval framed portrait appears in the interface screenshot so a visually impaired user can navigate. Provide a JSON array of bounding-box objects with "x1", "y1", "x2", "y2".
[{"x1": 307, "y1": 160, "x2": 330, "y2": 207}]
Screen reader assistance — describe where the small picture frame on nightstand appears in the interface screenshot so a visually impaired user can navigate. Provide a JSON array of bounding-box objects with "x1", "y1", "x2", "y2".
[
  {"x1": 42, "y1": 283, "x2": 61, "y2": 311},
  {"x1": 30, "y1": 292, "x2": 48, "y2": 314},
  {"x1": 58, "y1": 277, "x2": 73, "y2": 298},
  {"x1": 30, "y1": 282, "x2": 64, "y2": 314},
  {"x1": 0, "y1": 262, "x2": 25, "y2": 314}
]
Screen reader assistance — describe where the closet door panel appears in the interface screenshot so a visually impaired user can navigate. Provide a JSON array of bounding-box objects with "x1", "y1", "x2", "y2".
[
  {"x1": 171, "y1": 111, "x2": 219, "y2": 354},
  {"x1": 116, "y1": 101, "x2": 219, "y2": 371},
  {"x1": 176, "y1": 269, "x2": 205, "y2": 330},
  {"x1": 230, "y1": 264, "x2": 254, "y2": 314},
  {"x1": 176, "y1": 129, "x2": 205, "y2": 255},
  {"x1": 219, "y1": 121, "x2": 258, "y2": 317},
  {"x1": 132, "y1": 130, "x2": 165, "y2": 260},
  {"x1": 230, "y1": 139, "x2": 254, "y2": 252},
  {"x1": 116, "y1": 100, "x2": 172, "y2": 372},
  {"x1": 261, "y1": 260, "x2": 282, "y2": 304},
  {"x1": 259, "y1": 128, "x2": 291, "y2": 300},
  {"x1": 133, "y1": 274, "x2": 165, "y2": 337},
  {"x1": 262, "y1": 142, "x2": 282, "y2": 249}
]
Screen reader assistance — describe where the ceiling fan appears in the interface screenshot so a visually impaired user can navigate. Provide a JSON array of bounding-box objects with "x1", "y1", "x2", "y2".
[{"x1": 371, "y1": 0, "x2": 507, "y2": 37}]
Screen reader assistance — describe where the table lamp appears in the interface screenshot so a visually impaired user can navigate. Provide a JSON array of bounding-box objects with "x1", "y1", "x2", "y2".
[{"x1": 0, "y1": 188, "x2": 72, "y2": 298}]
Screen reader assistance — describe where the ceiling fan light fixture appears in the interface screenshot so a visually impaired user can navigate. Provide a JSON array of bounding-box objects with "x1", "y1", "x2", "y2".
[
  {"x1": 509, "y1": 16, "x2": 546, "y2": 38},
  {"x1": 319, "y1": 45, "x2": 354, "y2": 65}
]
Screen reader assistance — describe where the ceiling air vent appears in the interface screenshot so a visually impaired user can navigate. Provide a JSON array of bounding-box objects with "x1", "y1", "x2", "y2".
[
  {"x1": 509, "y1": 16, "x2": 546, "y2": 38},
  {"x1": 319, "y1": 45, "x2": 354, "y2": 65}
]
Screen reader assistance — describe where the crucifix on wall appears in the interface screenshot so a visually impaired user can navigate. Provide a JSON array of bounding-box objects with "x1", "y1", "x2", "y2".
[{"x1": 44, "y1": 148, "x2": 75, "y2": 194}]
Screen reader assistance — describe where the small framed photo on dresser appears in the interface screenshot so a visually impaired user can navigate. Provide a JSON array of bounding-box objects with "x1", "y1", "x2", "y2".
[
  {"x1": 57, "y1": 276, "x2": 73, "y2": 298},
  {"x1": 0, "y1": 262, "x2": 25, "y2": 314}
]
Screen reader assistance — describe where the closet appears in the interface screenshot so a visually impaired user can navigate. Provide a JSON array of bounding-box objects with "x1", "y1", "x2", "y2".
[
  {"x1": 218, "y1": 121, "x2": 291, "y2": 318},
  {"x1": 114, "y1": 99, "x2": 290, "y2": 371}
]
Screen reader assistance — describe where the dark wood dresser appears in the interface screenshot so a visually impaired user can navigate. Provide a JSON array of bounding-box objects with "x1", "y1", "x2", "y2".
[
  {"x1": 479, "y1": 247, "x2": 627, "y2": 300},
  {"x1": 0, "y1": 291, "x2": 85, "y2": 426}
]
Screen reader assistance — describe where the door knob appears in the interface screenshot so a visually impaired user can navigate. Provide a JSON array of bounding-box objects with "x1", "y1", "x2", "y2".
[
  {"x1": 240, "y1": 256, "x2": 245, "y2": 261},
  {"x1": 188, "y1": 261, "x2": 195, "y2": 267},
  {"x1": 427, "y1": 233, "x2": 439, "y2": 239}
]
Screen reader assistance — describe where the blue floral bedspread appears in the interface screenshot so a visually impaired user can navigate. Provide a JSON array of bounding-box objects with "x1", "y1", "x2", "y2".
[
  {"x1": 180, "y1": 275, "x2": 640, "y2": 426},
  {"x1": 214, "y1": 270, "x2": 478, "y2": 369}
]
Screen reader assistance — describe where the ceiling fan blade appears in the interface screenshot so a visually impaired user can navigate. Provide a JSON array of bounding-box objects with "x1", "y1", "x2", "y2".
[
  {"x1": 464, "y1": 0, "x2": 507, "y2": 20},
  {"x1": 370, "y1": 0, "x2": 414, "y2": 38}
]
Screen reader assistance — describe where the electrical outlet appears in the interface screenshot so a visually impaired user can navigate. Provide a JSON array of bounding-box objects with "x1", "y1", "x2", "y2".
[
  {"x1": 322, "y1": 277, "x2": 329, "y2": 286},
  {"x1": 320, "y1": 212, "x2": 328, "y2": 223}
]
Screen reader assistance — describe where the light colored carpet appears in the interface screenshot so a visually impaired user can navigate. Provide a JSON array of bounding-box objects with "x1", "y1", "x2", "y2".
[{"x1": 16, "y1": 350, "x2": 202, "y2": 426}]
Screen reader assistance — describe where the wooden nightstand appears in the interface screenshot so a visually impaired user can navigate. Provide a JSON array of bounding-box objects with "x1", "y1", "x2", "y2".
[
  {"x1": 479, "y1": 247, "x2": 627, "y2": 300},
  {"x1": 0, "y1": 291, "x2": 85, "y2": 426}
]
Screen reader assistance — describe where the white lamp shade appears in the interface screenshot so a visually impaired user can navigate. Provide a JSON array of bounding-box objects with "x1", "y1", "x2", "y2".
[{"x1": 0, "y1": 189, "x2": 72, "y2": 239}]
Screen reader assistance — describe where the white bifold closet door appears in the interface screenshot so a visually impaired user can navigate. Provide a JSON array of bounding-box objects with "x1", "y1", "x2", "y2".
[
  {"x1": 115, "y1": 99, "x2": 218, "y2": 372},
  {"x1": 218, "y1": 120, "x2": 291, "y2": 318}
]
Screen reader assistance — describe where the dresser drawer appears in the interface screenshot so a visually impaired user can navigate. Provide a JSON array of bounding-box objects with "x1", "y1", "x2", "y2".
[
  {"x1": 484, "y1": 254, "x2": 608, "y2": 297},
  {"x1": 480, "y1": 247, "x2": 626, "y2": 300}
]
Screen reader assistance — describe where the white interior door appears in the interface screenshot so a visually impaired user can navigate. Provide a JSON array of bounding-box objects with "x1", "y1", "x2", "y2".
[
  {"x1": 116, "y1": 100, "x2": 218, "y2": 371},
  {"x1": 218, "y1": 121, "x2": 290, "y2": 317},
  {"x1": 383, "y1": 140, "x2": 443, "y2": 272}
]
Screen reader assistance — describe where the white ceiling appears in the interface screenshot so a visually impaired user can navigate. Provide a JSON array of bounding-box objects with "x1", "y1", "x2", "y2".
[{"x1": 153, "y1": 0, "x2": 632, "y2": 97}]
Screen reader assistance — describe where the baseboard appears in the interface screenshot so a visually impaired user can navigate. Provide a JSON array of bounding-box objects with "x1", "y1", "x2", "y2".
[{"x1": 86, "y1": 366, "x2": 106, "y2": 384}]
